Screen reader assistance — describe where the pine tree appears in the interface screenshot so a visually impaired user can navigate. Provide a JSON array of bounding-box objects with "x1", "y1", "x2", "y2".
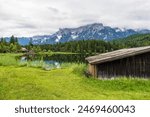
[
  {"x1": 29, "y1": 38, "x2": 33, "y2": 46},
  {"x1": 10, "y1": 35, "x2": 15, "y2": 44},
  {"x1": 14, "y1": 37, "x2": 19, "y2": 44}
]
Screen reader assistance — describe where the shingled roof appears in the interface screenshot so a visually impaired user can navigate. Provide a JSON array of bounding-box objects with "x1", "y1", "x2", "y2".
[{"x1": 85, "y1": 46, "x2": 150, "y2": 64}]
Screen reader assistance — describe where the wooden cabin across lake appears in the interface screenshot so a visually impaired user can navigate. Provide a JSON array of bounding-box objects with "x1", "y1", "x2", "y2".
[{"x1": 85, "y1": 46, "x2": 150, "y2": 79}]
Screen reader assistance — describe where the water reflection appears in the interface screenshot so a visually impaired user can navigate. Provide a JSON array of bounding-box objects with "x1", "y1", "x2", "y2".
[
  {"x1": 19, "y1": 54, "x2": 90, "y2": 69},
  {"x1": 20, "y1": 56, "x2": 27, "y2": 61},
  {"x1": 42, "y1": 54, "x2": 89, "y2": 63}
]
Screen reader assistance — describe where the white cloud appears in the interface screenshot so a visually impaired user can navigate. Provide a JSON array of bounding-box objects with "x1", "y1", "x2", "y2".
[{"x1": 0, "y1": 0, "x2": 150, "y2": 37}]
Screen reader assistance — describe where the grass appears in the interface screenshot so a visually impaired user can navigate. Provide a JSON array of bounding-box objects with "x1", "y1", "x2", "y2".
[
  {"x1": 0, "y1": 53, "x2": 150, "y2": 99},
  {"x1": 0, "y1": 53, "x2": 55, "y2": 70},
  {"x1": 0, "y1": 53, "x2": 20, "y2": 66}
]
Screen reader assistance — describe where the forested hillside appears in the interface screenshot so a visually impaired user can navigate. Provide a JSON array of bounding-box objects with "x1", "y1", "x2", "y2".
[
  {"x1": 36, "y1": 40, "x2": 113, "y2": 54},
  {"x1": 111, "y1": 34, "x2": 150, "y2": 49},
  {"x1": 1, "y1": 34, "x2": 150, "y2": 54},
  {"x1": 33, "y1": 34, "x2": 150, "y2": 54}
]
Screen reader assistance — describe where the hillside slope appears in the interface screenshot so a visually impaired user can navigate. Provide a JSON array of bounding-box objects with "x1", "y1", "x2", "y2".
[{"x1": 111, "y1": 34, "x2": 150, "y2": 48}]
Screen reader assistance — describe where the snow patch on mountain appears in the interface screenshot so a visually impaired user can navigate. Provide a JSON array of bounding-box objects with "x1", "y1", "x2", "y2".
[
  {"x1": 71, "y1": 35, "x2": 78, "y2": 39},
  {"x1": 55, "y1": 35, "x2": 62, "y2": 42},
  {"x1": 27, "y1": 23, "x2": 150, "y2": 45},
  {"x1": 115, "y1": 28, "x2": 121, "y2": 32}
]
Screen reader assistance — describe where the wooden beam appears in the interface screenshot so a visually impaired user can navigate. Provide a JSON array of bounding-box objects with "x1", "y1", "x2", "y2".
[{"x1": 88, "y1": 64, "x2": 98, "y2": 78}]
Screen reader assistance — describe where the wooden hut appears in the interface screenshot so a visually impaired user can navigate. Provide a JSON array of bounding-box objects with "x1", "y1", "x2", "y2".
[
  {"x1": 21, "y1": 47, "x2": 28, "y2": 53},
  {"x1": 85, "y1": 46, "x2": 150, "y2": 79},
  {"x1": 26, "y1": 50, "x2": 35, "y2": 55}
]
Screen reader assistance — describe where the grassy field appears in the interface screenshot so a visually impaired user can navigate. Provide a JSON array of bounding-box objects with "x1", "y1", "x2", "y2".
[{"x1": 0, "y1": 54, "x2": 150, "y2": 100}]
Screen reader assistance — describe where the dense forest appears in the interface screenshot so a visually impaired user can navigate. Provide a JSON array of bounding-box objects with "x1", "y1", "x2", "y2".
[
  {"x1": 1, "y1": 34, "x2": 150, "y2": 54},
  {"x1": 111, "y1": 34, "x2": 150, "y2": 49},
  {"x1": 32, "y1": 34, "x2": 150, "y2": 53},
  {"x1": 33, "y1": 40, "x2": 113, "y2": 54},
  {"x1": 0, "y1": 36, "x2": 21, "y2": 53}
]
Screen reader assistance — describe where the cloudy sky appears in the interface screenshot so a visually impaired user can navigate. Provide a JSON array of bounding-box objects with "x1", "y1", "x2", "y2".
[{"x1": 0, "y1": 0, "x2": 150, "y2": 37}]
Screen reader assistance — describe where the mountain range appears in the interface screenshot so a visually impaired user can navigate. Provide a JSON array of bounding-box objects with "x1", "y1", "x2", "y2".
[{"x1": 5, "y1": 23, "x2": 150, "y2": 45}]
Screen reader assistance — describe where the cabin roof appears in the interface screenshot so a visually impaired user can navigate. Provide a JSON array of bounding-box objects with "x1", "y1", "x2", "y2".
[
  {"x1": 85, "y1": 46, "x2": 150, "y2": 64},
  {"x1": 21, "y1": 47, "x2": 28, "y2": 52}
]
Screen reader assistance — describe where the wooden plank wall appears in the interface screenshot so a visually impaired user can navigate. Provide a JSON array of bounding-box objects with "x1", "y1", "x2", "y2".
[
  {"x1": 97, "y1": 52, "x2": 150, "y2": 78},
  {"x1": 88, "y1": 64, "x2": 97, "y2": 77}
]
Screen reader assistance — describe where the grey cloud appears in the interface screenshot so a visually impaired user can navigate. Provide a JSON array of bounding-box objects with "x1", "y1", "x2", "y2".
[
  {"x1": 48, "y1": 7, "x2": 59, "y2": 13},
  {"x1": 16, "y1": 23, "x2": 37, "y2": 29},
  {"x1": 80, "y1": 19, "x2": 98, "y2": 24},
  {"x1": 128, "y1": 9, "x2": 150, "y2": 21},
  {"x1": 0, "y1": 0, "x2": 150, "y2": 36}
]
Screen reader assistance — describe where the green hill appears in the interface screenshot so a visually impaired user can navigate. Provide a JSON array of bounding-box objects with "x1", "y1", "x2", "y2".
[{"x1": 111, "y1": 34, "x2": 150, "y2": 49}]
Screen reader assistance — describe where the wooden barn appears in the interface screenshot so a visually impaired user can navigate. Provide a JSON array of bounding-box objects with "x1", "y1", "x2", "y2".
[{"x1": 85, "y1": 46, "x2": 150, "y2": 79}]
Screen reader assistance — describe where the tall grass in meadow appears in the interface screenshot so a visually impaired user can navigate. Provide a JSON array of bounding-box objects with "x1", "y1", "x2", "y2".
[
  {"x1": 0, "y1": 54, "x2": 87, "y2": 73},
  {"x1": 0, "y1": 54, "x2": 19, "y2": 66},
  {"x1": 61, "y1": 63, "x2": 87, "y2": 76},
  {"x1": 0, "y1": 54, "x2": 45, "y2": 68}
]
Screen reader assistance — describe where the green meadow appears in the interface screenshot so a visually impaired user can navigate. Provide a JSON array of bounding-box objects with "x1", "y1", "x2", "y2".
[{"x1": 0, "y1": 53, "x2": 150, "y2": 100}]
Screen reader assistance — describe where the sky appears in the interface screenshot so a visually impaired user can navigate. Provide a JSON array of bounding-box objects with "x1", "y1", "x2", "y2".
[{"x1": 0, "y1": 0, "x2": 150, "y2": 37}]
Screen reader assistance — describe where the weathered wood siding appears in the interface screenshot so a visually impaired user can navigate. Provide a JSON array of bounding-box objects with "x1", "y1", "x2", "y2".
[
  {"x1": 88, "y1": 64, "x2": 98, "y2": 77},
  {"x1": 97, "y1": 52, "x2": 150, "y2": 78}
]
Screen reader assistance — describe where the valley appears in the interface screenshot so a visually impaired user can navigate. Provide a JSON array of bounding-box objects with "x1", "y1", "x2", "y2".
[
  {"x1": 1, "y1": 53, "x2": 150, "y2": 100},
  {"x1": 0, "y1": 24, "x2": 150, "y2": 100}
]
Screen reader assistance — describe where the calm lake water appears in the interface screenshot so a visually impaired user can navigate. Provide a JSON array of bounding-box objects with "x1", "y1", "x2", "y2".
[{"x1": 20, "y1": 54, "x2": 91, "y2": 69}]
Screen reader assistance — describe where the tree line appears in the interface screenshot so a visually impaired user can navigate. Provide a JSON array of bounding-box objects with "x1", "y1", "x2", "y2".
[
  {"x1": 111, "y1": 34, "x2": 150, "y2": 49},
  {"x1": 32, "y1": 34, "x2": 150, "y2": 54},
  {"x1": 0, "y1": 35, "x2": 21, "y2": 53},
  {"x1": 34, "y1": 40, "x2": 114, "y2": 54},
  {"x1": 1, "y1": 34, "x2": 150, "y2": 54}
]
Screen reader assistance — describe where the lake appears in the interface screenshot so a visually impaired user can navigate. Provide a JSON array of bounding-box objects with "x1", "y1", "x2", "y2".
[{"x1": 20, "y1": 54, "x2": 91, "y2": 69}]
